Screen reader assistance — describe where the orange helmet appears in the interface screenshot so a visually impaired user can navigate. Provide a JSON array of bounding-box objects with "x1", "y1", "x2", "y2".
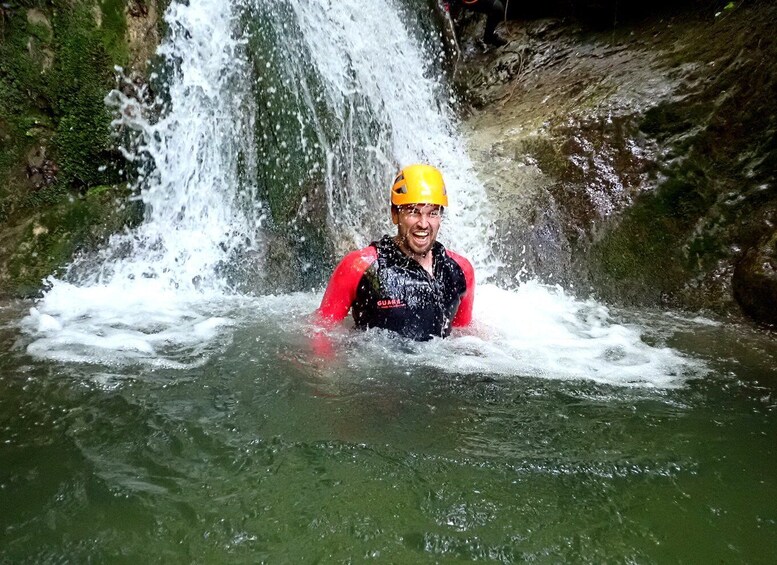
[{"x1": 390, "y1": 164, "x2": 448, "y2": 207}]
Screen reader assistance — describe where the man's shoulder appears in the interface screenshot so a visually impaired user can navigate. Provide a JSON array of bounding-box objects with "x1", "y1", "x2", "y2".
[
  {"x1": 443, "y1": 247, "x2": 474, "y2": 278},
  {"x1": 326, "y1": 245, "x2": 378, "y2": 292},
  {"x1": 338, "y1": 245, "x2": 378, "y2": 271},
  {"x1": 443, "y1": 247, "x2": 472, "y2": 267}
]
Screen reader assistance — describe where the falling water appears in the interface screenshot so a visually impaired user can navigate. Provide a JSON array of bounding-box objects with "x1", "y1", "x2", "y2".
[
  {"x1": 19, "y1": 0, "x2": 702, "y2": 386},
  {"x1": 89, "y1": 0, "x2": 262, "y2": 292},
  {"x1": 281, "y1": 0, "x2": 495, "y2": 268},
  {"x1": 21, "y1": 0, "x2": 262, "y2": 367}
]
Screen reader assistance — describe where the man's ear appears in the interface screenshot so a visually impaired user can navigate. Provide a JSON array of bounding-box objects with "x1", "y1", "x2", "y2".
[{"x1": 391, "y1": 205, "x2": 399, "y2": 225}]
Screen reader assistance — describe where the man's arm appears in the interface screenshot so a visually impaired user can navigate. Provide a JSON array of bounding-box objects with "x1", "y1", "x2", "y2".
[
  {"x1": 311, "y1": 247, "x2": 376, "y2": 359},
  {"x1": 446, "y1": 249, "x2": 475, "y2": 327},
  {"x1": 317, "y1": 246, "x2": 378, "y2": 325}
]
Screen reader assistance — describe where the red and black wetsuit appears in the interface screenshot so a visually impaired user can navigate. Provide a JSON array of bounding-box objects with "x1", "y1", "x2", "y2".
[{"x1": 318, "y1": 236, "x2": 475, "y2": 341}]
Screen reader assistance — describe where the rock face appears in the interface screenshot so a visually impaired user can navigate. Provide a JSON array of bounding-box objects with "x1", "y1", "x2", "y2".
[
  {"x1": 0, "y1": 185, "x2": 143, "y2": 297},
  {"x1": 734, "y1": 229, "x2": 777, "y2": 327},
  {"x1": 455, "y1": 1, "x2": 777, "y2": 322},
  {"x1": 0, "y1": 1, "x2": 164, "y2": 297}
]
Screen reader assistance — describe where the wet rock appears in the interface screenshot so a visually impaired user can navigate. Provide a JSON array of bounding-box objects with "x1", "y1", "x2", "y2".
[
  {"x1": 458, "y1": 2, "x2": 777, "y2": 321},
  {"x1": 461, "y1": 15, "x2": 674, "y2": 289},
  {"x1": 0, "y1": 185, "x2": 143, "y2": 298},
  {"x1": 126, "y1": 0, "x2": 161, "y2": 72},
  {"x1": 25, "y1": 145, "x2": 58, "y2": 191},
  {"x1": 129, "y1": 1, "x2": 150, "y2": 18},
  {"x1": 0, "y1": 0, "x2": 163, "y2": 296},
  {"x1": 26, "y1": 9, "x2": 52, "y2": 38},
  {"x1": 733, "y1": 231, "x2": 777, "y2": 326},
  {"x1": 26, "y1": 145, "x2": 46, "y2": 170}
]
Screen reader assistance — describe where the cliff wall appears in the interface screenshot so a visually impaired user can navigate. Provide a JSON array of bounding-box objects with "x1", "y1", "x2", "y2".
[
  {"x1": 454, "y1": 0, "x2": 777, "y2": 324},
  {"x1": 0, "y1": 0, "x2": 162, "y2": 296}
]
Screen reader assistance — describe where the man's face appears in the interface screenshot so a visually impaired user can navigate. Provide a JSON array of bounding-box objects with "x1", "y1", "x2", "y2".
[{"x1": 392, "y1": 203, "x2": 443, "y2": 257}]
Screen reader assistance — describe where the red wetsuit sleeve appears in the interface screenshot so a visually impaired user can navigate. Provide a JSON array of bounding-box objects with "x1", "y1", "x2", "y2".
[
  {"x1": 317, "y1": 246, "x2": 378, "y2": 325},
  {"x1": 446, "y1": 249, "x2": 475, "y2": 327}
]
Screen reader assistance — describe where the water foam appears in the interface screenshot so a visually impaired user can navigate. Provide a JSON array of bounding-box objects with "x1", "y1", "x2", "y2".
[
  {"x1": 18, "y1": 0, "x2": 704, "y2": 387},
  {"x1": 450, "y1": 283, "x2": 697, "y2": 386},
  {"x1": 21, "y1": 280, "x2": 235, "y2": 368},
  {"x1": 336, "y1": 283, "x2": 700, "y2": 388}
]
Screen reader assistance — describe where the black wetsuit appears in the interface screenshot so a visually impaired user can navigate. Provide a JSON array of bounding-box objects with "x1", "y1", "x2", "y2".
[
  {"x1": 352, "y1": 237, "x2": 467, "y2": 340},
  {"x1": 318, "y1": 236, "x2": 475, "y2": 341}
]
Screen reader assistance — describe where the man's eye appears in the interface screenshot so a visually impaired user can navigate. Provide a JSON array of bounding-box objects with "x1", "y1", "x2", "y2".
[{"x1": 401, "y1": 207, "x2": 441, "y2": 218}]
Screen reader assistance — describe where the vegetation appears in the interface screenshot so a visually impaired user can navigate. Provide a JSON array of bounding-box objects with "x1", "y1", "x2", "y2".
[{"x1": 0, "y1": 1, "x2": 154, "y2": 297}]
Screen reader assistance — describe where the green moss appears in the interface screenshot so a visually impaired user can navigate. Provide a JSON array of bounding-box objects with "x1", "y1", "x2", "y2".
[
  {"x1": 0, "y1": 2, "x2": 166, "y2": 295},
  {"x1": 588, "y1": 161, "x2": 711, "y2": 302},
  {"x1": 99, "y1": 0, "x2": 130, "y2": 66},
  {"x1": 27, "y1": 21, "x2": 52, "y2": 43},
  {"x1": 0, "y1": 10, "x2": 52, "y2": 131},
  {"x1": 1, "y1": 1, "x2": 132, "y2": 227},
  {"x1": 4, "y1": 184, "x2": 142, "y2": 297},
  {"x1": 523, "y1": 136, "x2": 567, "y2": 179},
  {"x1": 156, "y1": 0, "x2": 174, "y2": 39},
  {"x1": 0, "y1": 8, "x2": 52, "y2": 222},
  {"x1": 86, "y1": 183, "x2": 114, "y2": 198},
  {"x1": 7, "y1": 219, "x2": 75, "y2": 296},
  {"x1": 594, "y1": 196, "x2": 676, "y2": 278},
  {"x1": 50, "y1": 3, "x2": 119, "y2": 190}
]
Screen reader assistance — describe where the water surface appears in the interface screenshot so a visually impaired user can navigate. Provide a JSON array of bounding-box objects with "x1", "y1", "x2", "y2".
[{"x1": 2, "y1": 295, "x2": 775, "y2": 563}]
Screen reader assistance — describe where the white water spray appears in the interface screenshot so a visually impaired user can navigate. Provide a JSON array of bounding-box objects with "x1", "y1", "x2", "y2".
[
  {"x1": 101, "y1": 1, "x2": 262, "y2": 291},
  {"x1": 20, "y1": 0, "x2": 703, "y2": 385},
  {"x1": 22, "y1": 0, "x2": 260, "y2": 364}
]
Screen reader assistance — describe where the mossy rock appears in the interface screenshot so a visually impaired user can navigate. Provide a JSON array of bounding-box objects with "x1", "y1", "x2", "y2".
[
  {"x1": 0, "y1": 0, "x2": 166, "y2": 297},
  {"x1": 0, "y1": 0, "x2": 138, "y2": 227},
  {"x1": 0, "y1": 184, "x2": 143, "y2": 298},
  {"x1": 587, "y1": 190, "x2": 687, "y2": 304}
]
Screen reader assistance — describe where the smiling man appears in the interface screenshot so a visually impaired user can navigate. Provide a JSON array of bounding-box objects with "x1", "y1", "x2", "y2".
[{"x1": 317, "y1": 164, "x2": 475, "y2": 341}]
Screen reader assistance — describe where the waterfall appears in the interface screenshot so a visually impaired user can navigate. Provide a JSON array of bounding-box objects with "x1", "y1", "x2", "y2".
[
  {"x1": 97, "y1": 0, "x2": 263, "y2": 293},
  {"x1": 21, "y1": 0, "x2": 263, "y2": 367},
  {"x1": 281, "y1": 0, "x2": 496, "y2": 272},
  {"x1": 101, "y1": 0, "x2": 495, "y2": 288},
  {"x1": 244, "y1": 0, "x2": 497, "y2": 274},
  {"x1": 19, "y1": 0, "x2": 703, "y2": 386}
]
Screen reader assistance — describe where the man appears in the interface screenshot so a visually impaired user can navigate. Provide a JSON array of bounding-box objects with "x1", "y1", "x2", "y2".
[
  {"x1": 317, "y1": 164, "x2": 475, "y2": 341},
  {"x1": 447, "y1": 0, "x2": 508, "y2": 47}
]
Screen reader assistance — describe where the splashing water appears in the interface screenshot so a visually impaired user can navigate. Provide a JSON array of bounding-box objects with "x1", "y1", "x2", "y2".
[
  {"x1": 98, "y1": 1, "x2": 262, "y2": 293},
  {"x1": 19, "y1": 0, "x2": 703, "y2": 386},
  {"x1": 22, "y1": 0, "x2": 262, "y2": 364}
]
